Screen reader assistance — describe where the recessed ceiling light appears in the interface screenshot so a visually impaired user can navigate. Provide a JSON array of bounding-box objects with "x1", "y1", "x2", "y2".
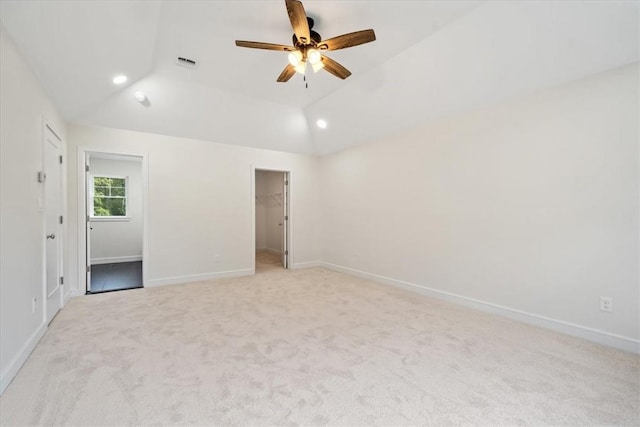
[
  {"x1": 112, "y1": 74, "x2": 128, "y2": 85},
  {"x1": 316, "y1": 119, "x2": 328, "y2": 129}
]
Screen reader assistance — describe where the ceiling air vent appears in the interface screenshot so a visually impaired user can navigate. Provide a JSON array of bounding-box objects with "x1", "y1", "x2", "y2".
[{"x1": 176, "y1": 57, "x2": 197, "y2": 69}]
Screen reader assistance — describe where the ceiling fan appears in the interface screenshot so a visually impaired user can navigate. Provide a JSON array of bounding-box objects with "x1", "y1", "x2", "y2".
[{"x1": 235, "y1": 0, "x2": 376, "y2": 82}]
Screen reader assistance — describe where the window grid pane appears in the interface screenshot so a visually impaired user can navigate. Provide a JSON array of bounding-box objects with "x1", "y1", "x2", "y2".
[{"x1": 93, "y1": 176, "x2": 127, "y2": 217}]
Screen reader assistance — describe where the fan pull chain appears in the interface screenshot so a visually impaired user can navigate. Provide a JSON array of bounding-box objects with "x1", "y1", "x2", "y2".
[{"x1": 304, "y1": 75, "x2": 308, "y2": 89}]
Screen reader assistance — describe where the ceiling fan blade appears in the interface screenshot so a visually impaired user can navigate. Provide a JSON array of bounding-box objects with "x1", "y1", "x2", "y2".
[
  {"x1": 277, "y1": 64, "x2": 296, "y2": 82},
  {"x1": 235, "y1": 40, "x2": 295, "y2": 51},
  {"x1": 318, "y1": 29, "x2": 376, "y2": 51},
  {"x1": 285, "y1": 0, "x2": 311, "y2": 44},
  {"x1": 321, "y1": 55, "x2": 352, "y2": 80}
]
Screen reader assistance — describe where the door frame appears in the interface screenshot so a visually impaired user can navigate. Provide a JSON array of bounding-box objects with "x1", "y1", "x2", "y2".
[
  {"x1": 76, "y1": 147, "x2": 149, "y2": 294},
  {"x1": 281, "y1": 171, "x2": 289, "y2": 269},
  {"x1": 42, "y1": 120, "x2": 65, "y2": 321},
  {"x1": 251, "y1": 166, "x2": 292, "y2": 272}
]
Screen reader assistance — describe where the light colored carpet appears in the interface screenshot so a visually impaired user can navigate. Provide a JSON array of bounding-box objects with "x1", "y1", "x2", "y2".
[
  {"x1": 256, "y1": 250, "x2": 284, "y2": 273},
  {"x1": 1, "y1": 267, "x2": 638, "y2": 426}
]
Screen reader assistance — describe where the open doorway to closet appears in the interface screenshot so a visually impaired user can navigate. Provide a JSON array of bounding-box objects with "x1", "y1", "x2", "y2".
[
  {"x1": 85, "y1": 152, "x2": 144, "y2": 293},
  {"x1": 255, "y1": 170, "x2": 289, "y2": 273}
]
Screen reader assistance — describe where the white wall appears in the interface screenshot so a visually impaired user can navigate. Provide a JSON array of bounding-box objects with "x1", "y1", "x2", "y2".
[
  {"x1": 67, "y1": 124, "x2": 319, "y2": 291},
  {"x1": 265, "y1": 171, "x2": 284, "y2": 253},
  {"x1": 255, "y1": 171, "x2": 267, "y2": 251},
  {"x1": 255, "y1": 170, "x2": 285, "y2": 254},
  {"x1": 0, "y1": 28, "x2": 67, "y2": 392},
  {"x1": 319, "y1": 63, "x2": 639, "y2": 348},
  {"x1": 89, "y1": 157, "x2": 143, "y2": 264}
]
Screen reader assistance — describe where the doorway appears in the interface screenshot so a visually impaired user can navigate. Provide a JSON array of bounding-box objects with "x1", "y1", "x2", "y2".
[
  {"x1": 44, "y1": 123, "x2": 64, "y2": 323},
  {"x1": 255, "y1": 170, "x2": 289, "y2": 272},
  {"x1": 85, "y1": 152, "x2": 144, "y2": 293}
]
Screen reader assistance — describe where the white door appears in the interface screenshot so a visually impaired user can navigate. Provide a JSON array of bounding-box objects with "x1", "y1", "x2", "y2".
[
  {"x1": 44, "y1": 125, "x2": 63, "y2": 323},
  {"x1": 281, "y1": 173, "x2": 288, "y2": 268}
]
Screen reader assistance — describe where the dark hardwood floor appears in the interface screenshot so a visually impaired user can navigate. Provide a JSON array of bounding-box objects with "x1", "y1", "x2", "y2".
[{"x1": 89, "y1": 261, "x2": 142, "y2": 294}]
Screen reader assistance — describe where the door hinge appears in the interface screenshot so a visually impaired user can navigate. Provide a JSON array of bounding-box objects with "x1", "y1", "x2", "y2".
[
  {"x1": 85, "y1": 165, "x2": 89, "y2": 172},
  {"x1": 60, "y1": 276, "x2": 64, "y2": 285},
  {"x1": 59, "y1": 155, "x2": 63, "y2": 164},
  {"x1": 86, "y1": 265, "x2": 91, "y2": 272},
  {"x1": 284, "y1": 215, "x2": 288, "y2": 220},
  {"x1": 59, "y1": 215, "x2": 63, "y2": 224},
  {"x1": 284, "y1": 180, "x2": 288, "y2": 185},
  {"x1": 87, "y1": 215, "x2": 90, "y2": 223},
  {"x1": 285, "y1": 250, "x2": 288, "y2": 255}
]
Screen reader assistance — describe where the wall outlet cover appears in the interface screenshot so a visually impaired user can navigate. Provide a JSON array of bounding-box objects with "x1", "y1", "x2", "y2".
[{"x1": 600, "y1": 296, "x2": 613, "y2": 313}]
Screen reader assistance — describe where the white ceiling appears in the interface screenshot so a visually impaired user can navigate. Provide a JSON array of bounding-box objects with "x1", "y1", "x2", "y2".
[{"x1": 1, "y1": 1, "x2": 638, "y2": 155}]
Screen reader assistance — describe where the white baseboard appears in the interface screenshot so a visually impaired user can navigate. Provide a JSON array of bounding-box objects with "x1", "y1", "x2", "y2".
[
  {"x1": 69, "y1": 289, "x2": 85, "y2": 298},
  {"x1": 265, "y1": 248, "x2": 282, "y2": 255},
  {"x1": 91, "y1": 255, "x2": 142, "y2": 265},
  {"x1": 291, "y1": 261, "x2": 322, "y2": 269},
  {"x1": 0, "y1": 322, "x2": 47, "y2": 395},
  {"x1": 320, "y1": 262, "x2": 640, "y2": 354},
  {"x1": 146, "y1": 268, "x2": 253, "y2": 288},
  {"x1": 256, "y1": 248, "x2": 267, "y2": 253}
]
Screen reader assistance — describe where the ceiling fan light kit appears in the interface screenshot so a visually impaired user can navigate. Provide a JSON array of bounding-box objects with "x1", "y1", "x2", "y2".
[
  {"x1": 307, "y1": 48, "x2": 321, "y2": 65},
  {"x1": 287, "y1": 47, "x2": 323, "y2": 75},
  {"x1": 311, "y1": 60, "x2": 325, "y2": 73},
  {"x1": 235, "y1": 0, "x2": 376, "y2": 82},
  {"x1": 288, "y1": 50, "x2": 303, "y2": 67},
  {"x1": 294, "y1": 61, "x2": 307, "y2": 75}
]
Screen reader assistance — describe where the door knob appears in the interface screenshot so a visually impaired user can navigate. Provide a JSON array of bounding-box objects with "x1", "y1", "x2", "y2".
[{"x1": 46, "y1": 234, "x2": 56, "y2": 239}]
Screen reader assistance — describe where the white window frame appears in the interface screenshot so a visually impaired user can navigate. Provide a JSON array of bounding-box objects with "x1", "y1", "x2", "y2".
[{"x1": 89, "y1": 174, "x2": 130, "y2": 221}]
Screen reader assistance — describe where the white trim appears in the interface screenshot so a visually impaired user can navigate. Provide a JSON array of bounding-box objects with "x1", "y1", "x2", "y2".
[
  {"x1": 44, "y1": 121, "x2": 63, "y2": 142},
  {"x1": 0, "y1": 322, "x2": 47, "y2": 395},
  {"x1": 291, "y1": 261, "x2": 322, "y2": 269},
  {"x1": 90, "y1": 255, "x2": 142, "y2": 265},
  {"x1": 320, "y1": 262, "x2": 640, "y2": 354},
  {"x1": 145, "y1": 269, "x2": 253, "y2": 288},
  {"x1": 76, "y1": 147, "x2": 87, "y2": 294},
  {"x1": 250, "y1": 167, "x2": 259, "y2": 271},
  {"x1": 69, "y1": 289, "x2": 85, "y2": 298},
  {"x1": 63, "y1": 289, "x2": 73, "y2": 304},
  {"x1": 89, "y1": 217, "x2": 131, "y2": 222},
  {"x1": 265, "y1": 248, "x2": 282, "y2": 255}
]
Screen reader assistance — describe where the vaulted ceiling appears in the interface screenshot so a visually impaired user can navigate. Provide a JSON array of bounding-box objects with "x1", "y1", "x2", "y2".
[{"x1": 1, "y1": 1, "x2": 638, "y2": 155}]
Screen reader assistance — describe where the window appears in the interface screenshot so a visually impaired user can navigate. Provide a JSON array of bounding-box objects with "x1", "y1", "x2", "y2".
[{"x1": 91, "y1": 176, "x2": 128, "y2": 218}]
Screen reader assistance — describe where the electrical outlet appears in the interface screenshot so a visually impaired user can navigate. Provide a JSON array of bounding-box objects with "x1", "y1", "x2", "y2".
[
  {"x1": 600, "y1": 296, "x2": 613, "y2": 313},
  {"x1": 32, "y1": 297, "x2": 37, "y2": 313}
]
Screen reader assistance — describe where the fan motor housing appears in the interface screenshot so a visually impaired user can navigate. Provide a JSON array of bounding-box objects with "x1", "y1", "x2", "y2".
[
  {"x1": 293, "y1": 30, "x2": 321, "y2": 47},
  {"x1": 292, "y1": 17, "x2": 321, "y2": 47}
]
